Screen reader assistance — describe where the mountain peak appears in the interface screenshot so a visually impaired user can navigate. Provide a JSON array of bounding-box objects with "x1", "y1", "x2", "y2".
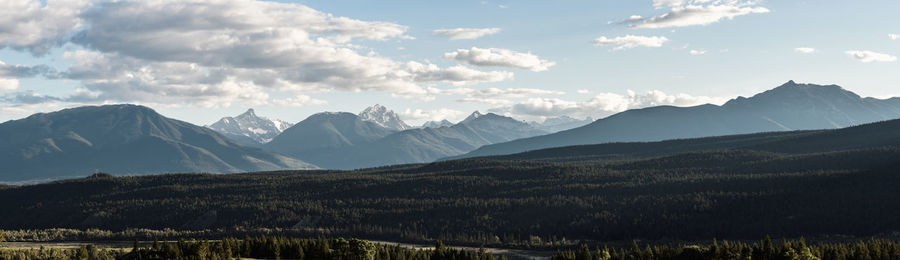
[
  {"x1": 207, "y1": 108, "x2": 293, "y2": 146},
  {"x1": 358, "y1": 104, "x2": 410, "y2": 131},
  {"x1": 239, "y1": 108, "x2": 257, "y2": 118},
  {"x1": 462, "y1": 111, "x2": 483, "y2": 123},
  {"x1": 422, "y1": 119, "x2": 454, "y2": 128}
]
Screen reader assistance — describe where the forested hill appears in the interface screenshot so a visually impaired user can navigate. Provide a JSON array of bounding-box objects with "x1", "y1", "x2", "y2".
[
  {"x1": 482, "y1": 118, "x2": 900, "y2": 163},
  {"x1": 0, "y1": 146, "x2": 898, "y2": 246}
]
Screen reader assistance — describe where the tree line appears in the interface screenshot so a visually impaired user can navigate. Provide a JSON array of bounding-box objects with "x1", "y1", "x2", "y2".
[{"x1": 0, "y1": 235, "x2": 504, "y2": 260}]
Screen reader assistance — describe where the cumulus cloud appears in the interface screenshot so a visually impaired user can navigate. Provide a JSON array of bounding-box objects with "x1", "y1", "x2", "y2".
[
  {"x1": 0, "y1": 0, "x2": 92, "y2": 56},
  {"x1": 432, "y1": 28, "x2": 501, "y2": 40},
  {"x1": 593, "y1": 35, "x2": 669, "y2": 50},
  {"x1": 0, "y1": 0, "x2": 516, "y2": 107},
  {"x1": 845, "y1": 50, "x2": 897, "y2": 63},
  {"x1": 624, "y1": 0, "x2": 769, "y2": 29},
  {"x1": 794, "y1": 47, "x2": 816, "y2": 54},
  {"x1": 495, "y1": 89, "x2": 728, "y2": 119},
  {"x1": 442, "y1": 47, "x2": 556, "y2": 71}
]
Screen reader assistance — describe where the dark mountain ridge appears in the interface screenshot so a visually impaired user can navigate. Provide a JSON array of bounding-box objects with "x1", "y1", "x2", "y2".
[
  {"x1": 455, "y1": 81, "x2": 900, "y2": 159},
  {"x1": 0, "y1": 104, "x2": 315, "y2": 181}
]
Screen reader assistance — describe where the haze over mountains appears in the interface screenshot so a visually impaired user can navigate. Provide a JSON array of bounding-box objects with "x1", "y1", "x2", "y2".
[
  {"x1": 455, "y1": 81, "x2": 900, "y2": 159},
  {"x1": 0, "y1": 105, "x2": 315, "y2": 182},
  {"x1": 264, "y1": 109, "x2": 547, "y2": 169}
]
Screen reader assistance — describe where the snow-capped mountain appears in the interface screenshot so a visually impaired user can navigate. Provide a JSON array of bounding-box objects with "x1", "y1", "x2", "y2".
[
  {"x1": 422, "y1": 119, "x2": 454, "y2": 128},
  {"x1": 460, "y1": 111, "x2": 484, "y2": 124},
  {"x1": 207, "y1": 108, "x2": 293, "y2": 146},
  {"x1": 358, "y1": 104, "x2": 411, "y2": 131}
]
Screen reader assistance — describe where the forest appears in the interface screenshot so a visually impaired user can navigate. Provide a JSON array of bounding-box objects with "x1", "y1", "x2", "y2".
[
  {"x1": 1, "y1": 145, "x2": 899, "y2": 247},
  {"x1": 0, "y1": 235, "x2": 502, "y2": 260},
  {"x1": 3, "y1": 236, "x2": 900, "y2": 260}
]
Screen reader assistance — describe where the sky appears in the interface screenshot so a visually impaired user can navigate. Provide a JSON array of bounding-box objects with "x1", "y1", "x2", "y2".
[{"x1": 0, "y1": 0, "x2": 898, "y2": 126}]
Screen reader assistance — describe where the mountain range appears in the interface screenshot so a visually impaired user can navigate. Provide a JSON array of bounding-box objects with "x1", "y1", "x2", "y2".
[
  {"x1": 0, "y1": 105, "x2": 315, "y2": 182},
  {"x1": 207, "y1": 108, "x2": 293, "y2": 146},
  {"x1": 422, "y1": 119, "x2": 454, "y2": 128},
  {"x1": 3, "y1": 81, "x2": 900, "y2": 181},
  {"x1": 264, "y1": 110, "x2": 547, "y2": 169},
  {"x1": 453, "y1": 81, "x2": 900, "y2": 159}
]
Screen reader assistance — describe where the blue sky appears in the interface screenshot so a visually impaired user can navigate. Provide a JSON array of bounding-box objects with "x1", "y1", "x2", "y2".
[{"x1": 0, "y1": 0, "x2": 898, "y2": 125}]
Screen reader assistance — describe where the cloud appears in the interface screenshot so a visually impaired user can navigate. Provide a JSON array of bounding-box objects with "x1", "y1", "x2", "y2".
[
  {"x1": 398, "y1": 86, "x2": 564, "y2": 105},
  {"x1": 269, "y1": 95, "x2": 328, "y2": 107},
  {"x1": 593, "y1": 35, "x2": 669, "y2": 50},
  {"x1": 1, "y1": 90, "x2": 61, "y2": 104},
  {"x1": 653, "y1": 0, "x2": 685, "y2": 8},
  {"x1": 890, "y1": 34, "x2": 899, "y2": 40},
  {"x1": 432, "y1": 28, "x2": 501, "y2": 40},
  {"x1": 624, "y1": 0, "x2": 770, "y2": 29},
  {"x1": 0, "y1": 0, "x2": 516, "y2": 107},
  {"x1": 0, "y1": 0, "x2": 92, "y2": 56},
  {"x1": 442, "y1": 47, "x2": 556, "y2": 71},
  {"x1": 0, "y1": 78, "x2": 19, "y2": 91},
  {"x1": 845, "y1": 50, "x2": 897, "y2": 63},
  {"x1": 404, "y1": 62, "x2": 514, "y2": 87},
  {"x1": 399, "y1": 108, "x2": 466, "y2": 124},
  {"x1": 689, "y1": 49, "x2": 707, "y2": 55},
  {"x1": 495, "y1": 89, "x2": 728, "y2": 119},
  {"x1": 794, "y1": 47, "x2": 816, "y2": 54},
  {"x1": 577, "y1": 89, "x2": 591, "y2": 94}
]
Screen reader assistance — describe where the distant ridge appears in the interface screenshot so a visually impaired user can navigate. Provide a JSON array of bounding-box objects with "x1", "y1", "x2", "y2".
[
  {"x1": 453, "y1": 81, "x2": 900, "y2": 159},
  {"x1": 0, "y1": 104, "x2": 315, "y2": 181},
  {"x1": 266, "y1": 111, "x2": 547, "y2": 169}
]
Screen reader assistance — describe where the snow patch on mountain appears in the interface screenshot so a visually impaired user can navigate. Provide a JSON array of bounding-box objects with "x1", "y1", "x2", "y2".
[
  {"x1": 207, "y1": 108, "x2": 294, "y2": 145},
  {"x1": 358, "y1": 104, "x2": 411, "y2": 131}
]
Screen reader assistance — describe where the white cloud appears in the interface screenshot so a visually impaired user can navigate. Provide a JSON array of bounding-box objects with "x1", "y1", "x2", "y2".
[
  {"x1": 405, "y1": 62, "x2": 513, "y2": 86},
  {"x1": 498, "y1": 89, "x2": 728, "y2": 119},
  {"x1": 624, "y1": 0, "x2": 770, "y2": 29},
  {"x1": 442, "y1": 47, "x2": 556, "y2": 71},
  {"x1": 576, "y1": 89, "x2": 591, "y2": 94},
  {"x1": 399, "y1": 108, "x2": 465, "y2": 124},
  {"x1": 0, "y1": 0, "x2": 516, "y2": 107},
  {"x1": 890, "y1": 34, "x2": 900, "y2": 40},
  {"x1": 653, "y1": 0, "x2": 685, "y2": 8},
  {"x1": 0, "y1": 0, "x2": 92, "y2": 56},
  {"x1": 270, "y1": 95, "x2": 328, "y2": 107},
  {"x1": 400, "y1": 86, "x2": 565, "y2": 105},
  {"x1": 0, "y1": 78, "x2": 19, "y2": 91},
  {"x1": 689, "y1": 49, "x2": 707, "y2": 55},
  {"x1": 845, "y1": 50, "x2": 897, "y2": 63},
  {"x1": 593, "y1": 35, "x2": 669, "y2": 50},
  {"x1": 432, "y1": 28, "x2": 501, "y2": 40},
  {"x1": 794, "y1": 47, "x2": 816, "y2": 54}
]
